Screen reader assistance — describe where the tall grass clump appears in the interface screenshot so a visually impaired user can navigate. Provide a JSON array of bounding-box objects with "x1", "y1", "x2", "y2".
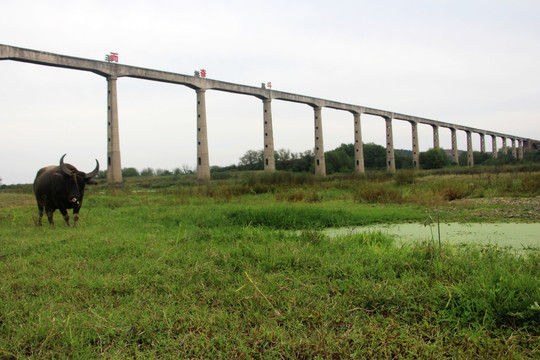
[
  {"x1": 394, "y1": 169, "x2": 416, "y2": 185},
  {"x1": 274, "y1": 189, "x2": 322, "y2": 203},
  {"x1": 441, "y1": 245, "x2": 540, "y2": 329},
  {"x1": 425, "y1": 177, "x2": 475, "y2": 201},
  {"x1": 243, "y1": 171, "x2": 315, "y2": 187},
  {"x1": 520, "y1": 172, "x2": 540, "y2": 193},
  {"x1": 226, "y1": 205, "x2": 359, "y2": 229},
  {"x1": 353, "y1": 181, "x2": 403, "y2": 203},
  {"x1": 347, "y1": 230, "x2": 395, "y2": 247}
]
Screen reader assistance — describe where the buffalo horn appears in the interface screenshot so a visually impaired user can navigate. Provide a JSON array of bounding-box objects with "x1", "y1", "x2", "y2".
[
  {"x1": 85, "y1": 159, "x2": 100, "y2": 179},
  {"x1": 59, "y1": 154, "x2": 73, "y2": 176}
]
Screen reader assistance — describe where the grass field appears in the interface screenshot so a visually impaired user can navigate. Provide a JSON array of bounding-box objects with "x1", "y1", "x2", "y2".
[{"x1": 1, "y1": 170, "x2": 539, "y2": 358}]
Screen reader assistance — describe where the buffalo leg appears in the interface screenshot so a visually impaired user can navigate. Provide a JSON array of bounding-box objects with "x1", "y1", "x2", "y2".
[
  {"x1": 73, "y1": 212, "x2": 79, "y2": 227},
  {"x1": 46, "y1": 208, "x2": 55, "y2": 225},
  {"x1": 59, "y1": 208, "x2": 70, "y2": 227},
  {"x1": 37, "y1": 205, "x2": 44, "y2": 226}
]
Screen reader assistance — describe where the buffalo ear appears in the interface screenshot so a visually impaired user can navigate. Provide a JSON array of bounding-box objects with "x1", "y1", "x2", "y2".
[{"x1": 86, "y1": 178, "x2": 99, "y2": 185}]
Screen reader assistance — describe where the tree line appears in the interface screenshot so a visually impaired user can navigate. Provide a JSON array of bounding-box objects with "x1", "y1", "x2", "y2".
[
  {"x1": 233, "y1": 143, "x2": 414, "y2": 174},
  {"x1": 233, "y1": 143, "x2": 539, "y2": 173},
  {"x1": 105, "y1": 143, "x2": 539, "y2": 178}
]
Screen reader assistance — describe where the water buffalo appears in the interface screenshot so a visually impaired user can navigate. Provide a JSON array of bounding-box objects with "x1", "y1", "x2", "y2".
[{"x1": 33, "y1": 154, "x2": 99, "y2": 227}]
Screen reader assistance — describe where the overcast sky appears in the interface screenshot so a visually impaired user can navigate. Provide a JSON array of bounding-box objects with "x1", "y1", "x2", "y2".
[{"x1": 1, "y1": 0, "x2": 539, "y2": 184}]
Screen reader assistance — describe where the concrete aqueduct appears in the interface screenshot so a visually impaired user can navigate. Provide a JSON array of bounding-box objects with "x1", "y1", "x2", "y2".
[{"x1": 1, "y1": 44, "x2": 538, "y2": 185}]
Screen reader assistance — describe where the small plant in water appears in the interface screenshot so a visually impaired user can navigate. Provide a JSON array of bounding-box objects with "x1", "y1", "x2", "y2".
[{"x1": 423, "y1": 208, "x2": 442, "y2": 254}]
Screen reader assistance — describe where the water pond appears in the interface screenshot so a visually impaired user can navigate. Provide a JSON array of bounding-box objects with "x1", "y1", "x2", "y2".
[{"x1": 325, "y1": 223, "x2": 540, "y2": 250}]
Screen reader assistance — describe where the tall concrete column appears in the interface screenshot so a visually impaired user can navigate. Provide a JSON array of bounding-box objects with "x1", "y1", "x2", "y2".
[
  {"x1": 466, "y1": 131, "x2": 474, "y2": 167},
  {"x1": 518, "y1": 139, "x2": 524, "y2": 160},
  {"x1": 523, "y1": 140, "x2": 530, "y2": 152},
  {"x1": 385, "y1": 116, "x2": 396, "y2": 172},
  {"x1": 196, "y1": 89, "x2": 210, "y2": 184},
  {"x1": 511, "y1": 138, "x2": 517, "y2": 158},
  {"x1": 480, "y1": 133, "x2": 486, "y2": 153},
  {"x1": 502, "y1": 137, "x2": 508, "y2": 154},
  {"x1": 491, "y1": 135, "x2": 498, "y2": 158},
  {"x1": 262, "y1": 99, "x2": 275, "y2": 171},
  {"x1": 450, "y1": 128, "x2": 459, "y2": 164},
  {"x1": 313, "y1": 106, "x2": 326, "y2": 177},
  {"x1": 106, "y1": 75, "x2": 122, "y2": 185},
  {"x1": 353, "y1": 113, "x2": 365, "y2": 174},
  {"x1": 411, "y1": 121, "x2": 419, "y2": 170},
  {"x1": 432, "y1": 124, "x2": 440, "y2": 149}
]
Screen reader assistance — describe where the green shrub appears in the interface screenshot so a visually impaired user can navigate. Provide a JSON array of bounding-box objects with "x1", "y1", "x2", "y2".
[{"x1": 420, "y1": 148, "x2": 451, "y2": 169}]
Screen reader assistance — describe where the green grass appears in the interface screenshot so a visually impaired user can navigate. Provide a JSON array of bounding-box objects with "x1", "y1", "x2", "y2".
[{"x1": 1, "y1": 171, "x2": 539, "y2": 358}]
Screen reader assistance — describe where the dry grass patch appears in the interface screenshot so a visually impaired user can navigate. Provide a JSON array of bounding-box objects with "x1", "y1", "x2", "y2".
[{"x1": 0, "y1": 193, "x2": 35, "y2": 208}]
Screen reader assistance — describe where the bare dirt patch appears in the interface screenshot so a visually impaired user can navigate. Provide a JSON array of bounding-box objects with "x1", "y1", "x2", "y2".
[{"x1": 456, "y1": 197, "x2": 540, "y2": 221}]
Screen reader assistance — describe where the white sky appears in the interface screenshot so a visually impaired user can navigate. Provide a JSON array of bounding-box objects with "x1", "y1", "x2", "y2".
[{"x1": 1, "y1": 0, "x2": 539, "y2": 184}]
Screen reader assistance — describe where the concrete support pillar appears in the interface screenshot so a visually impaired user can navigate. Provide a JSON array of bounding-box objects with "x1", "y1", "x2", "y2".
[
  {"x1": 491, "y1": 135, "x2": 498, "y2": 158},
  {"x1": 523, "y1": 140, "x2": 530, "y2": 152},
  {"x1": 518, "y1": 139, "x2": 524, "y2": 160},
  {"x1": 466, "y1": 131, "x2": 474, "y2": 167},
  {"x1": 196, "y1": 89, "x2": 210, "y2": 184},
  {"x1": 450, "y1": 128, "x2": 459, "y2": 164},
  {"x1": 502, "y1": 137, "x2": 508, "y2": 154},
  {"x1": 511, "y1": 138, "x2": 517, "y2": 158},
  {"x1": 411, "y1": 121, "x2": 420, "y2": 170},
  {"x1": 313, "y1": 106, "x2": 326, "y2": 176},
  {"x1": 263, "y1": 99, "x2": 275, "y2": 171},
  {"x1": 106, "y1": 76, "x2": 122, "y2": 185},
  {"x1": 385, "y1": 116, "x2": 396, "y2": 172},
  {"x1": 353, "y1": 113, "x2": 365, "y2": 174},
  {"x1": 432, "y1": 124, "x2": 440, "y2": 149},
  {"x1": 480, "y1": 133, "x2": 486, "y2": 153}
]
